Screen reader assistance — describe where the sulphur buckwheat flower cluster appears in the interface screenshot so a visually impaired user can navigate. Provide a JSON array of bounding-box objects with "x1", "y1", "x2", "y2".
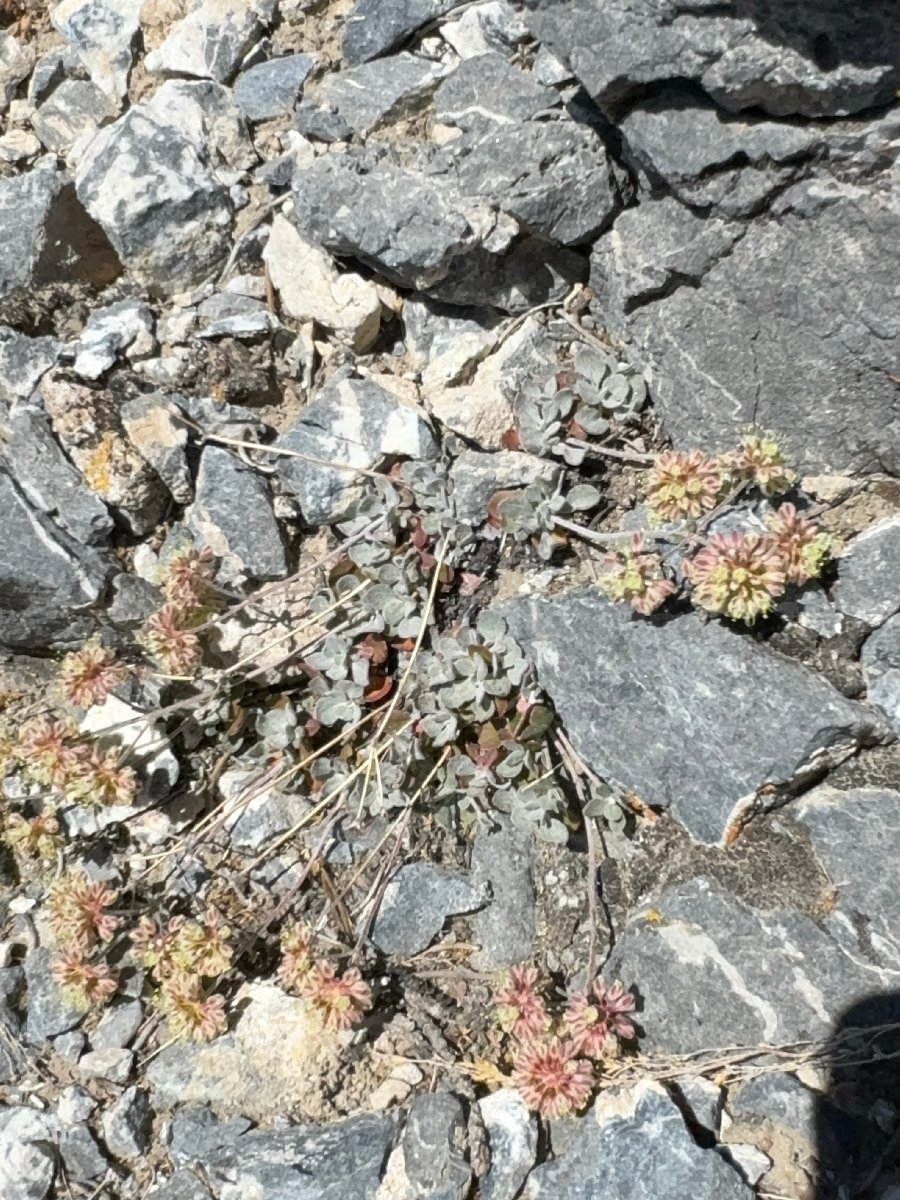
[
  {"x1": 644, "y1": 450, "x2": 724, "y2": 523},
  {"x1": 276, "y1": 922, "x2": 372, "y2": 1033},
  {"x1": 489, "y1": 965, "x2": 638, "y2": 1119},
  {"x1": 45, "y1": 868, "x2": 120, "y2": 1011},
  {"x1": 143, "y1": 545, "x2": 221, "y2": 676},
  {"x1": 686, "y1": 530, "x2": 788, "y2": 623},
  {"x1": 58, "y1": 639, "x2": 128, "y2": 708},
  {"x1": 597, "y1": 534, "x2": 677, "y2": 615}
]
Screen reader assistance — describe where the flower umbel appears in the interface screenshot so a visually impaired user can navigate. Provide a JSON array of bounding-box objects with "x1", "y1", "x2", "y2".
[
  {"x1": 130, "y1": 916, "x2": 185, "y2": 979},
  {"x1": 277, "y1": 923, "x2": 314, "y2": 992},
  {"x1": 3, "y1": 811, "x2": 63, "y2": 861},
  {"x1": 19, "y1": 717, "x2": 81, "y2": 788},
  {"x1": 156, "y1": 973, "x2": 228, "y2": 1042},
  {"x1": 52, "y1": 950, "x2": 118, "y2": 1009},
  {"x1": 728, "y1": 432, "x2": 795, "y2": 496},
  {"x1": 58, "y1": 639, "x2": 128, "y2": 708},
  {"x1": 144, "y1": 603, "x2": 202, "y2": 675},
  {"x1": 46, "y1": 870, "x2": 119, "y2": 951},
  {"x1": 644, "y1": 450, "x2": 724, "y2": 523},
  {"x1": 766, "y1": 503, "x2": 836, "y2": 585},
  {"x1": 64, "y1": 746, "x2": 137, "y2": 808},
  {"x1": 562, "y1": 978, "x2": 637, "y2": 1059},
  {"x1": 300, "y1": 962, "x2": 372, "y2": 1032},
  {"x1": 512, "y1": 1036, "x2": 594, "y2": 1119},
  {"x1": 687, "y1": 531, "x2": 787, "y2": 623},
  {"x1": 598, "y1": 534, "x2": 676, "y2": 615},
  {"x1": 495, "y1": 965, "x2": 551, "y2": 1040}
]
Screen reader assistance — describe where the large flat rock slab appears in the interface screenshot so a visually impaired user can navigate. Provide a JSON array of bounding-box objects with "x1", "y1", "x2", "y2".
[{"x1": 499, "y1": 588, "x2": 887, "y2": 844}]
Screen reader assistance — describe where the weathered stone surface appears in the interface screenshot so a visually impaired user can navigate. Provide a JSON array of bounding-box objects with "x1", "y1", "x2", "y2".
[
  {"x1": 403, "y1": 297, "x2": 501, "y2": 390},
  {"x1": 101, "y1": 1087, "x2": 153, "y2": 1160},
  {"x1": 59, "y1": 1126, "x2": 108, "y2": 1182},
  {"x1": 390, "y1": 1093, "x2": 472, "y2": 1200},
  {"x1": 32, "y1": 79, "x2": 117, "y2": 157},
  {"x1": 0, "y1": 159, "x2": 63, "y2": 298},
  {"x1": 371, "y1": 862, "x2": 487, "y2": 957},
  {"x1": 73, "y1": 298, "x2": 155, "y2": 380},
  {"x1": 52, "y1": 0, "x2": 143, "y2": 100},
  {"x1": 146, "y1": 1171, "x2": 214, "y2": 1200},
  {"x1": 75, "y1": 106, "x2": 232, "y2": 292},
  {"x1": 276, "y1": 376, "x2": 438, "y2": 526},
  {"x1": 515, "y1": 0, "x2": 900, "y2": 118},
  {"x1": 499, "y1": 589, "x2": 886, "y2": 844},
  {"x1": 144, "y1": 79, "x2": 256, "y2": 179},
  {"x1": 233, "y1": 53, "x2": 316, "y2": 120},
  {"x1": 862, "y1": 614, "x2": 900, "y2": 734},
  {"x1": 832, "y1": 516, "x2": 900, "y2": 627},
  {"x1": 478, "y1": 1089, "x2": 538, "y2": 1200},
  {"x1": 723, "y1": 1072, "x2": 818, "y2": 1199},
  {"x1": 199, "y1": 1113, "x2": 397, "y2": 1200},
  {"x1": 217, "y1": 768, "x2": 311, "y2": 853},
  {"x1": 0, "y1": 1108, "x2": 56, "y2": 1200},
  {"x1": 440, "y1": 2, "x2": 529, "y2": 59},
  {"x1": 291, "y1": 153, "x2": 473, "y2": 291},
  {"x1": 145, "y1": 0, "x2": 276, "y2": 83},
  {"x1": 24, "y1": 948, "x2": 84, "y2": 1043},
  {"x1": 435, "y1": 52, "x2": 556, "y2": 128},
  {"x1": 77, "y1": 1047, "x2": 135, "y2": 1084},
  {"x1": 185, "y1": 447, "x2": 286, "y2": 581},
  {"x1": 525, "y1": 1082, "x2": 751, "y2": 1199},
  {"x1": 590, "y1": 172, "x2": 900, "y2": 475},
  {"x1": 41, "y1": 374, "x2": 168, "y2": 535},
  {"x1": 168, "y1": 1108, "x2": 252, "y2": 1169},
  {"x1": 469, "y1": 817, "x2": 537, "y2": 968},
  {"x1": 5, "y1": 406, "x2": 113, "y2": 545},
  {"x1": 0, "y1": 469, "x2": 111, "y2": 652},
  {"x1": 89, "y1": 999, "x2": 143, "y2": 1051},
  {"x1": 426, "y1": 236, "x2": 585, "y2": 312},
  {"x1": 121, "y1": 394, "x2": 192, "y2": 505},
  {"x1": 310, "y1": 52, "x2": 445, "y2": 136},
  {"x1": 263, "y1": 214, "x2": 382, "y2": 352},
  {"x1": 0, "y1": 31, "x2": 34, "y2": 114},
  {"x1": 449, "y1": 450, "x2": 560, "y2": 526},
  {"x1": 343, "y1": 0, "x2": 467, "y2": 64}
]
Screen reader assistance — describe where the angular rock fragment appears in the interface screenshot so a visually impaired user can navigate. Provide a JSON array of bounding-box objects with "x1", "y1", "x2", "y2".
[
  {"x1": 263, "y1": 213, "x2": 382, "y2": 352},
  {"x1": 434, "y1": 52, "x2": 557, "y2": 128},
  {"x1": 144, "y1": 79, "x2": 256, "y2": 178},
  {"x1": 469, "y1": 817, "x2": 537, "y2": 968},
  {"x1": 342, "y1": 0, "x2": 468, "y2": 64},
  {"x1": 276, "y1": 376, "x2": 438, "y2": 526},
  {"x1": 832, "y1": 516, "x2": 900, "y2": 627},
  {"x1": 185, "y1": 447, "x2": 286, "y2": 581},
  {"x1": 371, "y1": 862, "x2": 487, "y2": 956},
  {"x1": 121, "y1": 394, "x2": 192, "y2": 504},
  {"x1": 515, "y1": 0, "x2": 900, "y2": 118},
  {"x1": 0, "y1": 31, "x2": 34, "y2": 114},
  {"x1": 32, "y1": 79, "x2": 117, "y2": 158},
  {"x1": 525, "y1": 1082, "x2": 752, "y2": 1198},
  {"x1": 73, "y1": 298, "x2": 155, "y2": 380},
  {"x1": 389, "y1": 1094, "x2": 472, "y2": 1200},
  {"x1": 499, "y1": 588, "x2": 887, "y2": 844},
  {"x1": 307, "y1": 51, "x2": 445, "y2": 136},
  {"x1": 0, "y1": 1108, "x2": 57, "y2": 1200},
  {"x1": 52, "y1": 0, "x2": 142, "y2": 101},
  {"x1": 233, "y1": 53, "x2": 316, "y2": 121},
  {"x1": 478, "y1": 1089, "x2": 538, "y2": 1200},
  {"x1": 862, "y1": 614, "x2": 900, "y2": 735},
  {"x1": 0, "y1": 326, "x2": 62, "y2": 403},
  {"x1": 0, "y1": 159, "x2": 64, "y2": 298},
  {"x1": 101, "y1": 1087, "x2": 153, "y2": 1160},
  {"x1": 145, "y1": 0, "x2": 277, "y2": 83},
  {"x1": 440, "y1": 2, "x2": 529, "y2": 59}
]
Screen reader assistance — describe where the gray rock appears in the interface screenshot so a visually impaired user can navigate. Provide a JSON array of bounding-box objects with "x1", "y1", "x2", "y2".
[
  {"x1": 32, "y1": 78, "x2": 116, "y2": 156},
  {"x1": 426, "y1": 236, "x2": 585, "y2": 312},
  {"x1": 515, "y1": 0, "x2": 900, "y2": 118},
  {"x1": 24, "y1": 948, "x2": 84, "y2": 1044},
  {"x1": 144, "y1": 79, "x2": 255, "y2": 179},
  {"x1": 121, "y1": 394, "x2": 192, "y2": 505},
  {"x1": 590, "y1": 172, "x2": 900, "y2": 475},
  {"x1": 0, "y1": 1107, "x2": 57, "y2": 1200},
  {"x1": 469, "y1": 817, "x2": 536, "y2": 968},
  {"x1": 52, "y1": 0, "x2": 142, "y2": 100},
  {"x1": 233, "y1": 53, "x2": 316, "y2": 120},
  {"x1": 147, "y1": 1172, "x2": 214, "y2": 1200},
  {"x1": 197, "y1": 310, "x2": 280, "y2": 339},
  {"x1": 78, "y1": 1048, "x2": 135, "y2": 1084},
  {"x1": 434, "y1": 53, "x2": 557, "y2": 128},
  {"x1": 400, "y1": 1093, "x2": 472, "y2": 1200},
  {"x1": 449, "y1": 450, "x2": 561, "y2": 525},
  {"x1": 478, "y1": 1089, "x2": 538, "y2": 1200},
  {"x1": 107, "y1": 572, "x2": 163, "y2": 632},
  {"x1": 53, "y1": 1031, "x2": 86, "y2": 1061},
  {"x1": 75, "y1": 106, "x2": 232, "y2": 293},
  {"x1": 440, "y1": 2, "x2": 530, "y2": 59},
  {"x1": 145, "y1": 0, "x2": 277, "y2": 83},
  {"x1": 728, "y1": 1072, "x2": 817, "y2": 1144},
  {"x1": 168, "y1": 1107, "x2": 253, "y2": 1169},
  {"x1": 674, "y1": 1077, "x2": 723, "y2": 1137},
  {"x1": 371, "y1": 862, "x2": 487, "y2": 957},
  {"x1": 89, "y1": 999, "x2": 143, "y2": 1051},
  {"x1": 0, "y1": 968, "x2": 24, "y2": 1084},
  {"x1": 291, "y1": 153, "x2": 472, "y2": 291},
  {"x1": 343, "y1": 0, "x2": 468, "y2": 64},
  {"x1": 59, "y1": 1125, "x2": 108, "y2": 1182},
  {"x1": 0, "y1": 31, "x2": 34, "y2": 114},
  {"x1": 218, "y1": 769, "x2": 311, "y2": 854},
  {"x1": 57, "y1": 1085, "x2": 97, "y2": 1126},
  {"x1": 0, "y1": 470, "x2": 111, "y2": 651},
  {"x1": 276, "y1": 376, "x2": 438, "y2": 526},
  {"x1": 525, "y1": 1082, "x2": 751, "y2": 1199},
  {"x1": 73, "y1": 299, "x2": 155, "y2": 380},
  {"x1": 862, "y1": 614, "x2": 900, "y2": 734},
  {"x1": 310, "y1": 52, "x2": 445, "y2": 136},
  {"x1": 185, "y1": 447, "x2": 286, "y2": 581},
  {"x1": 0, "y1": 326, "x2": 63, "y2": 401},
  {"x1": 101, "y1": 1087, "x2": 153, "y2": 1160},
  {"x1": 27, "y1": 48, "x2": 71, "y2": 105},
  {"x1": 833, "y1": 517, "x2": 900, "y2": 627},
  {"x1": 198, "y1": 1113, "x2": 398, "y2": 1199},
  {"x1": 0, "y1": 159, "x2": 64, "y2": 298},
  {"x1": 403, "y1": 296, "x2": 501, "y2": 388},
  {"x1": 5, "y1": 406, "x2": 113, "y2": 545},
  {"x1": 499, "y1": 588, "x2": 886, "y2": 844}
]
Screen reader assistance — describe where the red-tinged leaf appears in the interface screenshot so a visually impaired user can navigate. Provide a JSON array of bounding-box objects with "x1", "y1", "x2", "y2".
[
  {"x1": 357, "y1": 634, "x2": 389, "y2": 665},
  {"x1": 363, "y1": 673, "x2": 393, "y2": 704},
  {"x1": 487, "y1": 488, "x2": 521, "y2": 527},
  {"x1": 476, "y1": 723, "x2": 502, "y2": 749},
  {"x1": 501, "y1": 427, "x2": 523, "y2": 451},
  {"x1": 392, "y1": 637, "x2": 416, "y2": 652},
  {"x1": 568, "y1": 418, "x2": 588, "y2": 440}
]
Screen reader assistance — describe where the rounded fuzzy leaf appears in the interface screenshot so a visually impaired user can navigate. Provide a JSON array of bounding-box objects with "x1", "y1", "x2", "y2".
[{"x1": 566, "y1": 484, "x2": 602, "y2": 511}]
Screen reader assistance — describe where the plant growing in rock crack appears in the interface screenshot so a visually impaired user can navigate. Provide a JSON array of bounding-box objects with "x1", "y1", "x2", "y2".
[
  {"x1": 596, "y1": 431, "x2": 839, "y2": 624},
  {"x1": 480, "y1": 963, "x2": 638, "y2": 1119}
]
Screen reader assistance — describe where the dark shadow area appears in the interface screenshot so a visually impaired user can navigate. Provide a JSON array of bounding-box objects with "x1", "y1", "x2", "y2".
[{"x1": 817, "y1": 992, "x2": 900, "y2": 1198}]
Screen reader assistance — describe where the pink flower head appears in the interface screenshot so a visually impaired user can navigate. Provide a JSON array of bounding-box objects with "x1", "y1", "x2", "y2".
[
  {"x1": 686, "y1": 530, "x2": 787, "y2": 623},
  {"x1": 46, "y1": 869, "x2": 119, "y2": 951},
  {"x1": 58, "y1": 640, "x2": 127, "y2": 708},
  {"x1": 157, "y1": 973, "x2": 228, "y2": 1042},
  {"x1": 52, "y1": 950, "x2": 118, "y2": 1009},
  {"x1": 278, "y1": 923, "x2": 314, "y2": 993},
  {"x1": 19, "y1": 716, "x2": 82, "y2": 788},
  {"x1": 645, "y1": 450, "x2": 724, "y2": 523},
  {"x1": 65, "y1": 746, "x2": 137, "y2": 808},
  {"x1": 563, "y1": 978, "x2": 637, "y2": 1058},
  {"x1": 300, "y1": 962, "x2": 372, "y2": 1032},
  {"x1": 130, "y1": 915, "x2": 186, "y2": 979},
  {"x1": 512, "y1": 1036, "x2": 594, "y2": 1119},
  {"x1": 599, "y1": 533, "x2": 677, "y2": 615},
  {"x1": 144, "y1": 603, "x2": 202, "y2": 675},
  {"x1": 730, "y1": 432, "x2": 795, "y2": 496},
  {"x1": 494, "y1": 965, "x2": 551, "y2": 1040},
  {"x1": 765, "y1": 503, "x2": 835, "y2": 585},
  {"x1": 164, "y1": 545, "x2": 218, "y2": 612}
]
